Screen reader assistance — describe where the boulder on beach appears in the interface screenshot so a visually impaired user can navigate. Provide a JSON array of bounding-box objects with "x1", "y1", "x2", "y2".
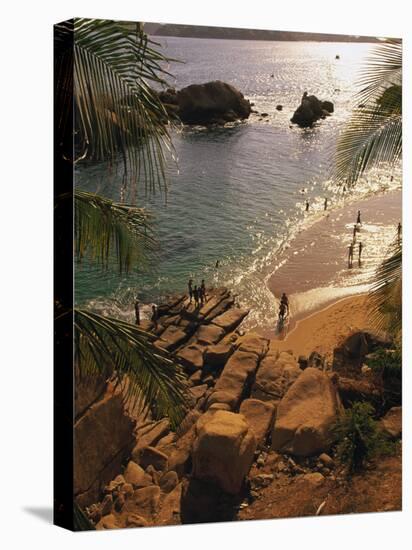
[
  {"x1": 291, "y1": 93, "x2": 334, "y2": 127},
  {"x1": 157, "y1": 80, "x2": 252, "y2": 125},
  {"x1": 192, "y1": 410, "x2": 257, "y2": 494},
  {"x1": 272, "y1": 367, "x2": 342, "y2": 456}
]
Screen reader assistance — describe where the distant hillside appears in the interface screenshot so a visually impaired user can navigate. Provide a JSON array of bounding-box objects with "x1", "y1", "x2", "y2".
[{"x1": 143, "y1": 23, "x2": 384, "y2": 43}]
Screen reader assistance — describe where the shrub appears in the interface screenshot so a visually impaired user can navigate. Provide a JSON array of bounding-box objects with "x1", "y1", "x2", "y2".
[
  {"x1": 333, "y1": 402, "x2": 395, "y2": 474},
  {"x1": 367, "y1": 347, "x2": 402, "y2": 409}
]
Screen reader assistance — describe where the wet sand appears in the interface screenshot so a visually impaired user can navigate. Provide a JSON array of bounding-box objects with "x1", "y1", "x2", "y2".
[{"x1": 265, "y1": 189, "x2": 401, "y2": 332}]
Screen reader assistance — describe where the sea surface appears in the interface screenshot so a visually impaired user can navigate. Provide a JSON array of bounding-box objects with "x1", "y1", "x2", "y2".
[{"x1": 75, "y1": 37, "x2": 401, "y2": 327}]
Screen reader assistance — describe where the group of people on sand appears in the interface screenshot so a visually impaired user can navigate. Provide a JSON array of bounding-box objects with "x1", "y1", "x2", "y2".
[{"x1": 188, "y1": 278, "x2": 207, "y2": 308}]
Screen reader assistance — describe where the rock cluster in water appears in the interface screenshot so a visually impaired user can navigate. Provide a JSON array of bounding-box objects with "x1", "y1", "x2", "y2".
[
  {"x1": 157, "y1": 80, "x2": 252, "y2": 126},
  {"x1": 291, "y1": 93, "x2": 334, "y2": 127}
]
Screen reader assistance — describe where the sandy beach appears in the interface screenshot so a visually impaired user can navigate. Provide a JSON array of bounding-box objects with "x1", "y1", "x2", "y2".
[{"x1": 272, "y1": 293, "x2": 373, "y2": 362}]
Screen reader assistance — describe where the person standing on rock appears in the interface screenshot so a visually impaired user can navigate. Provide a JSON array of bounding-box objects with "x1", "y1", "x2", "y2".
[
  {"x1": 200, "y1": 279, "x2": 206, "y2": 303},
  {"x1": 151, "y1": 305, "x2": 158, "y2": 329},
  {"x1": 305, "y1": 199, "x2": 310, "y2": 212},
  {"x1": 324, "y1": 197, "x2": 328, "y2": 210},
  {"x1": 193, "y1": 285, "x2": 199, "y2": 308},
  {"x1": 134, "y1": 300, "x2": 140, "y2": 325},
  {"x1": 397, "y1": 222, "x2": 402, "y2": 242},
  {"x1": 353, "y1": 224, "x2": 358, "y2": 242},
  {"x1": 188, "y1": 278, "x2": 193, "y2": 303},
  {"x1": 357, "y1": 210, "x2": 362, "y2": 224}
]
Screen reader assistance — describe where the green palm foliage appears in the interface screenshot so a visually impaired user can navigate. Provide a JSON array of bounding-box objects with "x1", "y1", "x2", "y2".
[
  {"x1": 55, "y1": 19, "x2": 189, "y2": 434},
  {"x1": 74, "y1": 190, "x2": 157, "y2": 273},
  {"x1": 335, "y1": 40, "x2": 402, "y2": 336},
  {"x1": 57, "y1": 18, "x2": 176, "y2": 193},
  {"x1": 336, "y1": 40, "x2": 402, "y2": 186},
  {"x1": 75, "y1": 309, "x2": 189, "y2": 428},
  {"x1": 368, "y1": 236, "x2": 402, "y2": 336}
]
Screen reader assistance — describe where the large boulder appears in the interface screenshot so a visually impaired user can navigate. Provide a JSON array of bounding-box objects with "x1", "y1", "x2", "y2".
[
  {"x1": 74, "y1": 386, "x2": 135, "y2": 507},
  {"x1": 212, "y1": 350, "x2": 260, "y2": 409},
  {"x1": 239, "y1": 398, "x2": 276, "y2": 448},
  {"x1": 237, "y1": 332, "x2": 269, "y2": 358},
  {"x1": 176, "y1": 344, "x2": 205, "y2": 373},
  {"x1": 251, "y1": 351, "x2": 301, "y2": 402},
  {"x1": 380, "y1": 407, "x2": 402, "y2": 439},
  {"x1": 212, "y1": 307, "x2": 249, "y2": 333},
  {"x1": 204, "y1": 343, "x2": 234, "y2": 369},
  {"x1": 195, "y1": 324, "x2": 225, "y2": 346},
  {"x1": 192, "y1": 410, "x2": 257, "y2": 494},
  {"x1": 272, "y1": 368, "x2": 341, "y2": 456},
  {"x1": 172, "y1": 81, "x2": 252, "y2": 125}
]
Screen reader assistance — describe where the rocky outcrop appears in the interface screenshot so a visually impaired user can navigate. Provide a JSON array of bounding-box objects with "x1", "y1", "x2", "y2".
[
  {"x1": 192, "y1": 410, "x2": 257, "y2": 494},
  {"x1": 380, "y1": 407, "x2": 402, "y2": 439},
  {"x1": 210, "y1": 350, "x2": 260, "y2": 410},
  {"x1": 291, "y1": 94, "x2": 334, "y2": 127},
  {"x1": 272, "y1": 368, "x2": 342, "y2": 456},
  {"x1": 74, "y1": 384, "x2": 135, "y2": 507},
  {"x1": 251, "y1": 350, "x2": 302, "y2": 403},
  {"x1": 158, "y1": 81, "x2": 252, "y2": 126},
  {"x1": 239, "y1": 398, "x2": 276, "y2": 448}
]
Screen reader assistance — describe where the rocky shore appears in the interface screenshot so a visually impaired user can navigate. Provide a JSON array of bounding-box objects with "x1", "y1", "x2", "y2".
[{"x1": 78, "y1": 287, "x2": 401, "y2": 529}]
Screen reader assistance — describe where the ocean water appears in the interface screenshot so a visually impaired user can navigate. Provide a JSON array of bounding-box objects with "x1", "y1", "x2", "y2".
[{"x1": 75, "y1": 38, "x2": 401, "y2": 327}]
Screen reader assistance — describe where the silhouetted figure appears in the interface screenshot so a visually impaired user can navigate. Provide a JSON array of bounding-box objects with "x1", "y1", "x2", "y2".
[
  {"x1": 397, "y1": 222, "x2": 402, "y2": 242},
  {"x1": 301, "y1": 91, "x2": 308, "y2": 103},
  {"x1": 358, "y1": 242, "x2": 363, "y2": 264},
  {"x1": 343, "y1": 185, "x2": 347, "y2": 194},
  {"x1": 305, "y1": 200, "x2": 310, "y2": 212},
  {"x1": 134, "y1": 300, "x2": 140, "y2": 325},
  {"x1": 215, "y1": 260, "x2": 220, "y2": 269},
  {"x1": 357, "y1": 210, "x2": 361, "y2": 224},
  {"x1": 280, "y1": 292, "x2": 289, "y2": 314},
  {"x1": 151, "y1": 305, "x2": 158, "y2": 329},
  {"x1": 353, "y1": 224, "x2": 357, "y2": 241},
  {"x1": 188, "y1": 278, "x2": 193, "y2": 303},
  {"x1": 200, "y1": 279, "x2": 206, "y2": 303},
  {"x1": 391, "y1": 175, "x2": 394, "y2": 182},
  {"x1": 278, "y1": 302, "x2": 287, "y2": 323},
  {"x1": 193, "y1": 285, "x2": 199, "y2": 308},
  {"x1": 348, "y1": 243, "x2": 354, "y2": 267},
  {"x1": 324, "y1": 197, "x2": 328, "y2": 210}
]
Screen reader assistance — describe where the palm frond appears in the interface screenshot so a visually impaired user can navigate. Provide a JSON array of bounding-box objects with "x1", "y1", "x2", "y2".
[
  {"x1": 335, "y1": 40, "x2": 402, "y2": 186},
  {"x1": 335, "y1": 105, "x2": 401, "y2": 185},
  {"x1": 368, "y1": 236, "x2": 402, "y2": 335},
  {"x1": 55, "y1": 18, "x2": 177, "y2": 195},
  {"x1": 357, "y1": 40, "x2": 402, "y2": 106},
  {"x1": 74, "y1": 190, "x2": 157, "y2": 273},
  {"x1": 75, "y1": 308, "x2": 189, "y2": 429}
]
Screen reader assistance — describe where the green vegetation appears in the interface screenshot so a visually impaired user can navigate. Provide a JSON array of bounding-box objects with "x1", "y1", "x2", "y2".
[
  {"x1": 367, "y1": 347, "x2": 402, "y2": 409},
  {"x1": 333, "y1": 402, "x2": 395, "y2": 474}
]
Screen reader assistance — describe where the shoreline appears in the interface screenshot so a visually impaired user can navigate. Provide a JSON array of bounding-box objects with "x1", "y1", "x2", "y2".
[{"x1": 256, "y1": 188, "x2": 401, "y2": 338}]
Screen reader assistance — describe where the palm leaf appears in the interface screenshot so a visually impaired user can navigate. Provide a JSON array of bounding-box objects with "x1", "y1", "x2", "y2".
[
  {"x1": 75, "y1": 308, "x2": 189, "y2": 429},
  {"x1": 56, "y1": 18, "x2": 177, "y2": 195},
  {"x1": 368, "y1": 236, "x2": 402, "y2": 335},
  {"x1": 335, "y1": 40, "x2": 402, "y2": 186},
  {"x1": 74, "y1": 190, "x2": 157, "y2": 273},
  {"x1": 357, "y1": 40, "x2": 402, "y2": 106}
]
